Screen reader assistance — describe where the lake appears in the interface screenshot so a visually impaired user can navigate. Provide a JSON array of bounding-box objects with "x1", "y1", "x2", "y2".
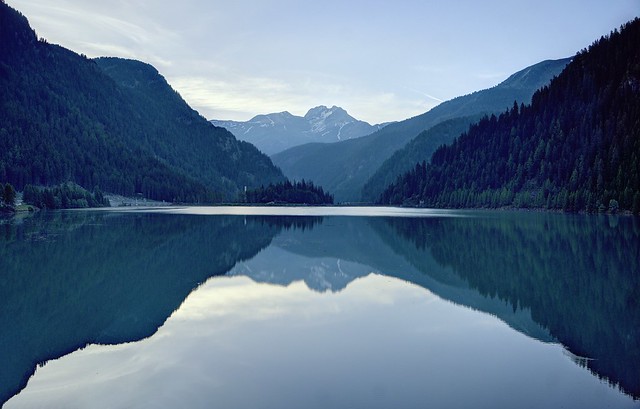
[{"x1": 1, "y1": 207, "x2": 638, "y2": 408}]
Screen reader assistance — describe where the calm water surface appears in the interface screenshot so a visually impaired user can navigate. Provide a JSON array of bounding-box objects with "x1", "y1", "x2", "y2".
[{"x1": 0, "y1": 207, "x2": 638, "y2": 408}]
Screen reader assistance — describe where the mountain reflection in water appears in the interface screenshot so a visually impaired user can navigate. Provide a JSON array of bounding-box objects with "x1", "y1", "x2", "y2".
[{"x1": 0, "y1": 209, "x2": 638, "y2": 406}]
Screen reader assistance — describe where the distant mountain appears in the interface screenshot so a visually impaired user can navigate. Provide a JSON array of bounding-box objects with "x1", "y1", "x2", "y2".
[
  {"x1": 0, "y1": 3, "x2": 283, "y2": 202},
  {"x1": 379, "y1": 19, "x2": 640, "y2": 213},
  {"x1": 211, "y1": 105, "x2": 382, "y2": 155},
  {"x1": 272, "y1": 58, "x2": 571, "y2": 202}
]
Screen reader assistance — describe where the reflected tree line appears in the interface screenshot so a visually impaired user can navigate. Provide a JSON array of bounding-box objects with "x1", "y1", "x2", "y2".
[
  {"x1": 253, "y1": 216, "x2": 324, "y2": 231},
  {"x1": 378, "y1": 213, "x2": 640, "y2": 398}
]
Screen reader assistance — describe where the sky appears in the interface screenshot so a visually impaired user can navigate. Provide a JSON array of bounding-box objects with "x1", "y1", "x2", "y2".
[{"x1": 7, "y1": 0, "x2": 639, "y2": 124}]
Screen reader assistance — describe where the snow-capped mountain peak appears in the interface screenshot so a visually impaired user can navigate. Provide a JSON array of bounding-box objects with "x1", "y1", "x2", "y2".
[
  {"x1": 210, "y1": 106, "x2": 382, "y2": 155},
  {"x1": 304, "y1": 106, "x2": 355, "y2": 135}
]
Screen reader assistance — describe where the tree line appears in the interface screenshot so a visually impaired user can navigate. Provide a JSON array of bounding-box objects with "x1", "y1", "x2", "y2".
[
  {"x1": 243, "y1": 180, "x2": 334, "y2": 205},
  {"x1": 22, "y1": 183, "x2": 110, "y2": 209}
]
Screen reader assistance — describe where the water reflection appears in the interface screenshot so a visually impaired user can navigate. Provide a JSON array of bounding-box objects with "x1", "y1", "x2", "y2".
[
  {"x1": 7, "y1": 275, "x2": 636, "y2": 409},
  {"x1": 0, "y1": 211, "x2": 290, "y2": 404},
  {"x1": 1, "y1": 209, "x2": 638, "y2": 406},
  {"x1": 232, "y1": 212, "x2": 639, "y2": 399},
  {"x1": 373, "y1": 212, "x2": 640, "y2": 398}
]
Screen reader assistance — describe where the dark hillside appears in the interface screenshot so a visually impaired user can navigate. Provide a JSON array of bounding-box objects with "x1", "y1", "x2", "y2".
[
  {"x1": 361, "y1": 115, "x2": 483, "y2": 201},
  {"x1": 0, "y1": 3, "x2": 283, "y2": 202},
  {"x1": 379, "y1": 19, "x2": 640, "y2": 213}
]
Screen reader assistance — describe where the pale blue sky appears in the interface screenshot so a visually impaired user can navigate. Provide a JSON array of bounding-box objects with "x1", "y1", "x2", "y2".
[{"x1": 8, "y1": 0, "x2": 639, "y2": 123}]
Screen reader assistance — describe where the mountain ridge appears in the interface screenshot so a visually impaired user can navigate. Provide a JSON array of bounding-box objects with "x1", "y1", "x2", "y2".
[
  {"x1": 361, "y1": 59, "x2": 579, "y2": 201},
  {"x1": 272, "y1": 58, "x2": 572, "y2": 202},
  {"x1": 211, "y1": 105, "x2": 382, "y2": 155},
  {"x1": 0, "y1": 3, "x2": 284, "y2": 202},
  {"x1": 378, "y1": 19, "x2": 640, "y2": 212}
]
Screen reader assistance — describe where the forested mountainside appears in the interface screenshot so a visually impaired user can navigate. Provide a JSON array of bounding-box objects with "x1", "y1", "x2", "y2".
[
  {"x1": 361, "y1": 115, "x2": 483, "y2": 202},
  {"x1": 0, "y1": 3, "x2": 283, "y2": 203},
  {"x1": 379, "y1": 19, "x2": 640, "y2": 213},
  {"x1": 211, "y1": 105, "x2": 381, "y2": 155},
  {"x1": 272, "y1": 58, "x2": 571, "y2": 202}
]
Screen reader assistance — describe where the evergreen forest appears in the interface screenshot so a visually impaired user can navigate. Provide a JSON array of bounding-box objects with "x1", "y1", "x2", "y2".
[
  {"x1": 0, "y1": 3, "x2": 283, "y2": 204},
  {"x1": 379, "y1": 19, "x2": 640, "y2": 213},
  {"x1": 22, "y1": 183, "x2": 110, "y2": 209},
  {"x1": 244, "y1": 180, "x2": 334, "y2": 205}
]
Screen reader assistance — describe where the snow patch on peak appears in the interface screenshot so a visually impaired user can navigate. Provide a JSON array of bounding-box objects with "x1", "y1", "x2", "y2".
[
  {"x1": 337, "y1": 122, "x2": 348, "y2": 140},
  {"x1": 253, "y1": 115, "x2": 275, "y2": 127},
  {"x1": 210, "y1": 105, "x2": 376, "y2": 154},
  {"x1": 305, "y1": 105, "x2": 354, "y2": 134},
  {"x1": 305, "y1": 105, "x2": 334, "y2": 119},
  {"x1": 250, "y1": 111, "x2": 295, "y2": 127}
]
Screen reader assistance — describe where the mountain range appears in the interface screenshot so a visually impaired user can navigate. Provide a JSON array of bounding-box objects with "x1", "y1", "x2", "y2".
[
  {"x1": 1, "y1": 0, "x2": 636, "y2": 212},
  {"x1": 272, "y1": 58, "x2": 572, "y2": 202},
  {"x1": 0, "y1": 3, "x2": 283, "y2": 202},
  {"x1": 210, "y1": 105, "x2": 385, "y2": 155}
]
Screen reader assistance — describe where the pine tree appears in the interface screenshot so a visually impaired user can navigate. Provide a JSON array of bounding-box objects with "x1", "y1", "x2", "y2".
[{"x1": 2, "y1": 183, "x2": 16, "y2": 207}]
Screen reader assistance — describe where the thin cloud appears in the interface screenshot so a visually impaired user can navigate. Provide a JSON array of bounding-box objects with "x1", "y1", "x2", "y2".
[{"x1": 403, "y1": 87, "x2": 445, "y2": 103}]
